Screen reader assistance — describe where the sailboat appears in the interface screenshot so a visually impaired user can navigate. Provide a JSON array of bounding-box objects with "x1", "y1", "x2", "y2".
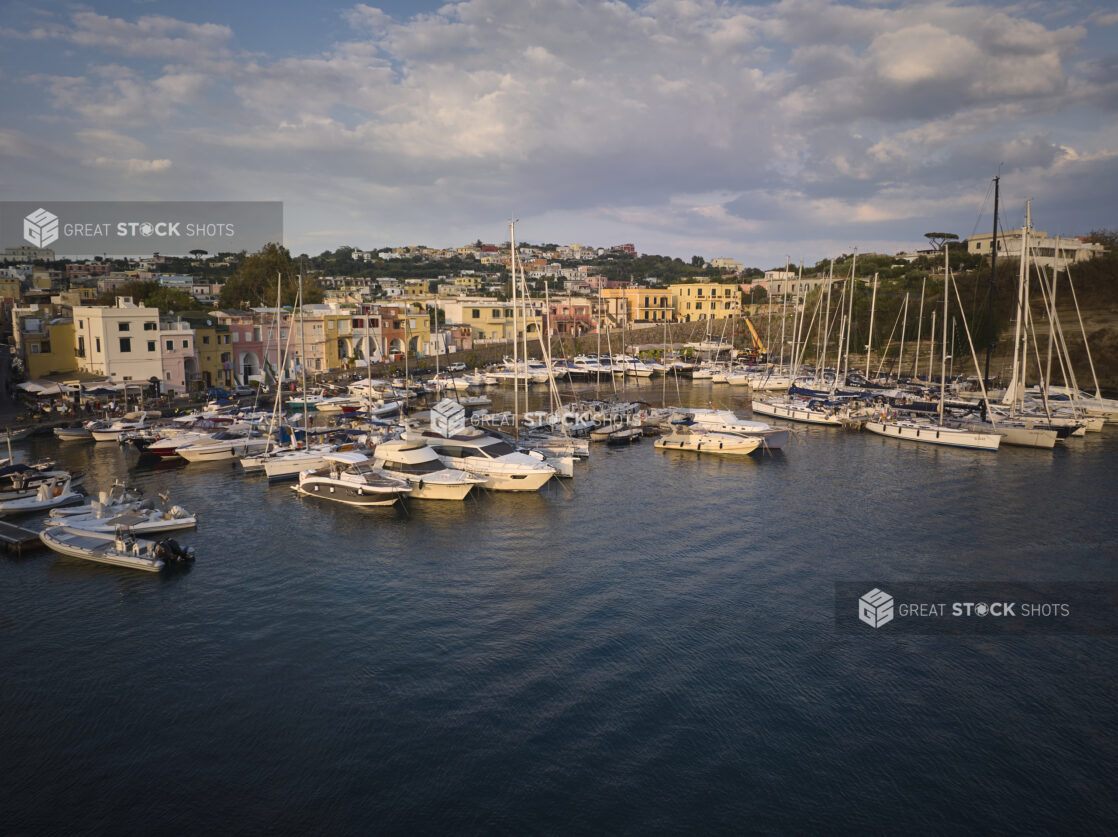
[{"x1": 865, "y1": 243, "x2": 1001, "y2": 451}]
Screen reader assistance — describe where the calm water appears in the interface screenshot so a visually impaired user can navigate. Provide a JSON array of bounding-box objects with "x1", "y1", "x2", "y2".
[{"x1": 2, "y1": 382, "x2": 1117, "y2": 834}]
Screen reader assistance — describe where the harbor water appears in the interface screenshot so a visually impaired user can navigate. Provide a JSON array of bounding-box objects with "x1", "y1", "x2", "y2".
[{"x1": 2, "y1": 382, "x2": 1117, "y2": 833}]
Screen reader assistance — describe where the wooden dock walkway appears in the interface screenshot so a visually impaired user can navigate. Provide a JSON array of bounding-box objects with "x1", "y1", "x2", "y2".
[{"x1": 0, "y1": 521, "x2": 44, "y2": 556}]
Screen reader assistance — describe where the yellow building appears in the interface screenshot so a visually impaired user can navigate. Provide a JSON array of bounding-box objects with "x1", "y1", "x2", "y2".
[
  {"x1": 599, "y1": 288, "x2": 673, "y2": 324},
  {"x1": 19, "y1": 316, "x2": 77, "y2": 378},
  {"x1": 668, "y1": 282, "x2": 741, "y2": 322},
  {"x1": 452, "y1": 299, "x2": 544, "y2": 342},
  {"x1": 0, "y1": 277, "x2": 21, "y2": 299},
  {"x1": 178, "y1": 312, "x2": 232, "y2": 389}
]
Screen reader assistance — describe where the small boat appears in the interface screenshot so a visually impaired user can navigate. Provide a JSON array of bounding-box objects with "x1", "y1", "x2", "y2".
[
  {"x1": 50, "y1": 482, "x2": 143, "y2": 517},
  {"x1": 44, "y1": 503, "x2": 197, "y2": 534},
  {"x1": 54, "y1": 424, "x2": 92, "y2": 441},
  {"x1": 0, "y1": 475, "x2": 84, "y2": 513},
  {"x1": 605, "y1": 426, "x2": 643, "y2": 446},
  {"x1": 90, "y1": 413, "x2": 153, "y2": 442},
  {"x1": 39, "y1": 526, "x2": 195, "y2": 572},
  {"x1": 654, "y1": 424, "x2": 762, "y2": 455},
  {"x1": 3, "y1": 426, "x2": 34, "y2": 441},
  {"x1": 293, "y1": 451, "x2": 412, "y2": 507}
]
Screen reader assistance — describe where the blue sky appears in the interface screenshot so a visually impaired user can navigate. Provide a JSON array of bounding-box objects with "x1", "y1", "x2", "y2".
[{"x1": 2, "y1": 0, "x2": 1116, "y2": 268}]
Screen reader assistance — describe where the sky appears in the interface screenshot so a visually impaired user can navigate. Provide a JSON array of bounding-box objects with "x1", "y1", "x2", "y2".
[{"x1": 1, "y1": 0, "x2": 1116, "y2": 269}]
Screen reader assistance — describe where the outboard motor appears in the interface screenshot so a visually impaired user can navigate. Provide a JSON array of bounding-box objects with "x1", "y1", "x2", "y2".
[{"x1": 154, "y1": 539, "x2": 196, "y2": 564}]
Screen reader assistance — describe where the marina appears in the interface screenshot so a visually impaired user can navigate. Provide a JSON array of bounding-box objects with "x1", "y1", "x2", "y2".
[{"x1": 2, "y1": 380, "x2": 1117, "y2": 831}]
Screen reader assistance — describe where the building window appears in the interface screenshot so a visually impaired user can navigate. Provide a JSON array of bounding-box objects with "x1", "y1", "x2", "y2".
[
  {"x1": 120, "y1": 337, "x2": 132, "y2": 352},
  {"x1": 148, "y1": 341, "x2": 156, "y2": 352},
  {"x1": 182, "y1": 340, "x2": 188, "y2": 348},
  {"x1": 118, "y1": 322, "x2": 130, "y2": 331},
  {"x1": 144, "y1": 321, "x2": 157, "y2": 330},
  {"x1": 232, "y1": 332, "x2": 239, "y2": 342},
  {"x1": 202, "y1": 336, "x2": 211, "y2": 345},
  {"x1": 472, "y1": 310, "x2": 480, "y2": 319},
  {"x1": 95, "y1": 337, "x2": 101, "y2": 352},
  {"x1": 30, "y1": 343, "x2": 40, "y2": 354},
  {"x1": 166, "y1": 340, "x2": 174, "y2": 351}
]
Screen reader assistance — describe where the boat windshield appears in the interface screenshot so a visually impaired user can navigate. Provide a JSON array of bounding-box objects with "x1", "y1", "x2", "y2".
[
  {"x1": 385, "y1": 459, "x2": 444, "y2": 475},
  {"x1": 478, "y1": 441, "x2": 516, "y2": 457}
]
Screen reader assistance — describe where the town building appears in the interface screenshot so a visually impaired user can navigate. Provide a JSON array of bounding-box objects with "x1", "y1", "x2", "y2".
[
  {"x1": 967, "y1": 229, "x2": 1105, "y2": 270},
  {"x1": 668, "y1": 282, "x2": 741, "y2": 322},
  {"x1": 72, "y1": 297, "x2": 164, "y2": 385}
]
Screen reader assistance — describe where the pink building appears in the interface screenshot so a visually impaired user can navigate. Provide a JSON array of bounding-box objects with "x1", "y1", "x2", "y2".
[
  {"x1": 159, "y1": 320, "x2": 199, "y2": 394},
  {"x1": 215, "y1": 310, "x2": 269, "y2": 384}
]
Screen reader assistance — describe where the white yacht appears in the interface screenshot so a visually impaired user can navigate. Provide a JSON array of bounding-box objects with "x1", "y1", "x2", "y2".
[
  {"x1": 259, "y1": 444, "x2": 342, "y2": 482},
  {"x1": 417, "y1": 427, "x2": 557, "y2": 491},
  {"x1": 90, "y1": 413, "x2": 153, "y2": 442},
  {"x1": 654, "y1": 424, "x2": 762, "y2": 456},
  {"x1": 372, "y1": 439, "x2": 487, "y2": 500},
  {"x1": 175, "y1": 431, "x2": 271, "y2": 463},
  {"x1": 293, "y1": 452, "x2": 412, "y2": 507},
  {"x1": 674, "y1": 409, "x2": 791, "y2": 450}
]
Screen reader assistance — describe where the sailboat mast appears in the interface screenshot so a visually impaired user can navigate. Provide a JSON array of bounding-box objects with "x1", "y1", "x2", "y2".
[
  {"x1": 927, "y1": 311, "x2": 936, "y2": 384},
  {"x1": 897, "y1": 292, "x2": 909, "y2": 382},
  {"x1": 843, "y1": 251, "x2": 857, "y2": 380},
  {"x1": 818, "y1": 259, "x2": 833, "y2": 384},
  {"x1": 982, "y1": 175, "x2": 999, "y2": 386},
  {"x1": 914, "y1": 278, "x2": 926, "y2": 380},
  {"x1": 778, "y1": 258, "x2": 789, "y2": 368},
  {"x1": 510, "y1": 221, "x2": 519, "y2": 428},
  {"x1": 865, "y1": 271, "x2": 878, "y2": 378},
  {"x1": 298, "y1": 272, "x2": 309, "y2": 437},
  {"x1": 939, "y1": 246, "x2": 949, "y2": 421},
  {"x1": 1044, "y1": 241, "x2": 1059, "y2": 402}
]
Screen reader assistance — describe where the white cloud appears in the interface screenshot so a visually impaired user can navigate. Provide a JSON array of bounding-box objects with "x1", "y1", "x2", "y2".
[
  {"x1": 85, "y1": 157, "x2": 173, "y2": 173},
  {"x1": 1, "y1": 0, "x2": 1114, "y2": 266}
]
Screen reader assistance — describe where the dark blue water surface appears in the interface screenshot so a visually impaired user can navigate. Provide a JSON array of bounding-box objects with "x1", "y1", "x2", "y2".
[{"x1": 2, "y1": 383, "x2": 1116, "y2": 834}]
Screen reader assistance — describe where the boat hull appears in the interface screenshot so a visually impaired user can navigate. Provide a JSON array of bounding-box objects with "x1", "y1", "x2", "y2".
[
  {"x1": 39, "y1": 528, "x2": 165, "y2": 572},
  {"x1": 865, "y1": 421, "x2": 1001, "y2": 451},
  {"x1": 293, "y1": 480, "x2": 403, "y2": 506},
  {"x1": 751, "y1": 400, "x2": 843, "y2": 426}
]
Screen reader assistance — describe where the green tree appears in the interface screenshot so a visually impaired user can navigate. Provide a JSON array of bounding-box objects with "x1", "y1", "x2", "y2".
[
  {"x1": 219, "y1": 243, "x2": 323, "y2": 308},
  {"x1": 98, "y1": 280, "x2": 203, "y2": 312}
]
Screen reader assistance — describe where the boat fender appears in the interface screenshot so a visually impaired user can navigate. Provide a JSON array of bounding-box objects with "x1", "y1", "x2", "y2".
[
  {"x1": 417, "y1": 480, "x2": 424, "y2": 490},
  {"x1": 53, "y1": 485, "x2": 63, "y2": 497}
]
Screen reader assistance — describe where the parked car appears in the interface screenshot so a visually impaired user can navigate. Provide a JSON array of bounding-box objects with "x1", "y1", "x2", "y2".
[
  {"x1": 232, "y1": 385, "x2": 255, "y2": 396},
  {"x1": 446, "y1": 362, "x2": 467, "y2": 372}
]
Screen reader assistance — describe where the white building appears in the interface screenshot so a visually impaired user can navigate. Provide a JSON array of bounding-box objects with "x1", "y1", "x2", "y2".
[
  {"x1": 967, "y1": 228, "x2": 1104, "y2": 270},
  {"x1": 72, "y1": 297, "x2": 165, "y2": 385}
]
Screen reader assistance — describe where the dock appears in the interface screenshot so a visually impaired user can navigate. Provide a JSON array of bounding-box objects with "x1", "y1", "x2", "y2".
[{"x1": 0, "y1": 521, "x2": 44, "y2": 556}]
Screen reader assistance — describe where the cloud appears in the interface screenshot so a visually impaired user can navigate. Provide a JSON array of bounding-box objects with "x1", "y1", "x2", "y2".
[
  {"x1": 0, "y1": 0, "x2": 1113, "y2": 267},
  {"x1": 85, "y1": 157, "x2": 173, "y2": 173}
]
